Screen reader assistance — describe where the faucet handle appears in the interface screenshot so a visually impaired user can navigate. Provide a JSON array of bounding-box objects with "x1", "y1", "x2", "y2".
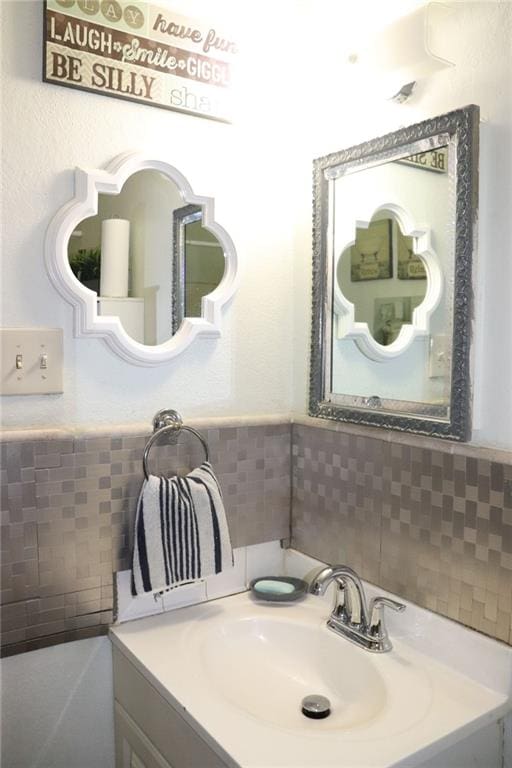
[
  {"x1": 368, "y1": 596, "x2": 405, "y2": 649},
  {"x1": 370, "y1": 596, "x2": 406, "y2": 612},
  {"x1": 369, "y1": 596, "x2": 406, "y2": 624}
]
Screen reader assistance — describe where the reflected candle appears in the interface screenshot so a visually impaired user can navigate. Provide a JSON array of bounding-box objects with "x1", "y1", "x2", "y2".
[{"x1": 100, "y1": 218, "x2": 130, "y2": 297}]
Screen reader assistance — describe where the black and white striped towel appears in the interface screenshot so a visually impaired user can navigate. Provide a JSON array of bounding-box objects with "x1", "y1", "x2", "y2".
[{"x1": 131, "y1": 462, "x2": 233, "y2": 596}]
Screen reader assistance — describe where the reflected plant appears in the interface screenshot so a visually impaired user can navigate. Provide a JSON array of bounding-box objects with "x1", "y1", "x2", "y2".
[{"x1": 69, "y1": 248, "x2": 101, "y2": 281}]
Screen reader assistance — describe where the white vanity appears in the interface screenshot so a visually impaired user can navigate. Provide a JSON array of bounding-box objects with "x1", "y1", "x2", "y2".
[{"x1": 110, "y1": 549, "x2": 512, "y2": 768}]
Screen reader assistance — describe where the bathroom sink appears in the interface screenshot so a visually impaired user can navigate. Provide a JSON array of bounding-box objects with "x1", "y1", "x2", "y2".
[
  {"x1": 192, "y1": 607, "x2": 429, "y2": 735},
  {"x1": 198, "y1": 613, "x2": 387, "y2": 730},
  {"x1": 111, "y1": 591, "x2": 510, "y2": 767}
]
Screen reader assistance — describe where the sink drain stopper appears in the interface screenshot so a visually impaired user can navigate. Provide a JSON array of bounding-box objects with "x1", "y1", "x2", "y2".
[{"x1": 301, "y1": 694, "x2": 331, "y2": 719}]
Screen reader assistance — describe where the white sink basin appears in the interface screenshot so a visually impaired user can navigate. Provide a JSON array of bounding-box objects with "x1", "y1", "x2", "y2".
[
  {"x1": 111, "y1": 590, "x2": 511, "y2": 767},
  {"x1": 195, "y1": 607, "x2": 429, "y2": 735}
]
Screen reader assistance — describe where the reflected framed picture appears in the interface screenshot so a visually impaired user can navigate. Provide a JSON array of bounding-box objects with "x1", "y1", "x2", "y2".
[
  {"x1": 350, "y1": 219, "x2": 392, "y2": 282},
  {"x1": 397, "y1": 232, "x2": 427, "y2": 279},
  {"x1": 373, "y1": 296, "x2": 412, "y2": 346}
]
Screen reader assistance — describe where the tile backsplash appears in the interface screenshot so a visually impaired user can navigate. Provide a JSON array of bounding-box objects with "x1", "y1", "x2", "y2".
[
  {"x1": 115, "y1": 540, "x2": 285, "y2": 624},
  {"x1": 2, "y1": 414, "x2": 512, "y2": 655},
  {"x1": 292, "y1": 421, "x2": 512, "y2": 645},
  {"x1": 0, "y1": 421, "x2": 290, "y2": 656}
]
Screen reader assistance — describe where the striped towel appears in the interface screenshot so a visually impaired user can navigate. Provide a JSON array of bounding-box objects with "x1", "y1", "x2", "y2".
[{"x1": 131, "y1": 462, "x2": 233, "y2": 596}]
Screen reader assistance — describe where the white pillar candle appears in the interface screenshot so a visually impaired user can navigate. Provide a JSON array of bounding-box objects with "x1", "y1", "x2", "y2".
[{"x1": 100, "y1": 219, "x2": 130, "y2": 298}]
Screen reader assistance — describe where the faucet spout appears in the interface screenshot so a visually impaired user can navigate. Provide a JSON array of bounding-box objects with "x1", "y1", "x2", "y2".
[
  {"x1": 309, "y1": 566, "x2": 335, "y2": 597},
  {"x1": 309, "y1": 564, "x2": 369, "y2": 626}
]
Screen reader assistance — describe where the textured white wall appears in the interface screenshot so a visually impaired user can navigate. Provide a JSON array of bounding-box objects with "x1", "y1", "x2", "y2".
[
  {"x1": 0, "y1": 0, "x2": 297, "y2": 428},
  {"x1": 0, "y1": 637, "x2": 115, "y2": 768},
  {"x1": 292, "y1": 0, "x2": 512, "y2": 450},
  {"x1": 4, "y1": 1, "x2": 509, "y2": 447}
]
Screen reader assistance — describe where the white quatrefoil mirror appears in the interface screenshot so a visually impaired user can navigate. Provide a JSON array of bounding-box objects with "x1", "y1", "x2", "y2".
[{"x1": 45, "y1": 153, "x2": 238, "y2": 366}]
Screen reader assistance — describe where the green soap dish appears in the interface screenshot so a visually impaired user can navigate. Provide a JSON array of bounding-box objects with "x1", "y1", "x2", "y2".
[{"x1": 249, "y1": 576, "x2": 308, "y2": 602}]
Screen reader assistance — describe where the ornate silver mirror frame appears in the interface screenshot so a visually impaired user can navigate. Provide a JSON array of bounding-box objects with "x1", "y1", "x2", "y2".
[
  {"x1": 171, "y1": 203, "x2": 226, "y2": 336},
  {"x1": 309, "y1": 105, "x2": 479, "y2": 441},
  {"x1": 172, "y1": 203, "x2": 202, "y2": 335}
]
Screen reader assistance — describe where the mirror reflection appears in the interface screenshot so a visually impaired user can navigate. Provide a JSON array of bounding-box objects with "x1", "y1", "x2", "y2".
[
  {"x1": 337, "y1": 215, "x2": 428, "y2": 346},
  {"x1": 171, "y1": 205, "x2": 225, "y2": 334},
  {"x1": 330, "y1": 142, "x2": 452, "y2": 413},
  {"x1": 68, "y1": 170, "x2": 224, "y2": 346},
  {"x1": 183, "y1": 217, "x2": 224, "y2": 316}
]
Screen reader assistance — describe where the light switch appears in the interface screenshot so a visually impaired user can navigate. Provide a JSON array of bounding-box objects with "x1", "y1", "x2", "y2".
[
  {"x1": 429, "y1": 334, "x2": 447, "y2": 379},
  {"x1": 0, "y1": 329, "x2": 63, "y2": 395}
]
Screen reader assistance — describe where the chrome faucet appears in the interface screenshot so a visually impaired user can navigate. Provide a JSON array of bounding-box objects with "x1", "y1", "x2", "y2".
[{"x1": 309, "y1": 565, "x2": 405, "y2": 652}]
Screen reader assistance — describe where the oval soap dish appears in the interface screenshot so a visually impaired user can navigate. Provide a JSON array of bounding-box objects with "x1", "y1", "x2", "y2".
[{"x1": 250, "y1": 576, "x2": 308, "y2": 603}]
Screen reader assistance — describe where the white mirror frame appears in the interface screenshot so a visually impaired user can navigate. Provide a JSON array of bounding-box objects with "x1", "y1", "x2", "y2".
[
  {"x1": 45, "y1": 152, "x2": 239, "y2": 366},
  {"x1": 333, "y1": 203, "x2": 443, "y2": 362}
]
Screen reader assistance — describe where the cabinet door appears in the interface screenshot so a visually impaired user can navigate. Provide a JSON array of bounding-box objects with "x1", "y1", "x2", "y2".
[
  {"x1": 113, "y1": 648, "x2": 232, "y2": 768},
  {"x1": 130, "y1": 752, "x2": 148, "y2": 768},
  {"x1": 115, "y1": 702, "x2": 174, "y2": 768}
]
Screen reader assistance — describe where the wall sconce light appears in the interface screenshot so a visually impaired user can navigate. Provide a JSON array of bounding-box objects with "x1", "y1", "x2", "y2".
[{"x1": 348, "y1": 2, "x2": 454, "y2": 103}]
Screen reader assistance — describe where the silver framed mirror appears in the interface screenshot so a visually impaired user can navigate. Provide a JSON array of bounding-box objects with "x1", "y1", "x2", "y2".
[{"x1": 309, "y1": 105, "x2": 479, "y2": 441}]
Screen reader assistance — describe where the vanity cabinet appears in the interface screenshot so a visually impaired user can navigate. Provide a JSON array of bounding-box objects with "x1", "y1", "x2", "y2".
[
  {"x1": 113, "y1": 641, "x2": 504, "y2": 768},
  {"x1": 111, "y1": 583, "x2": 510, "y2": 768},
  {"x1": 112, "y1": 647, "x2": 233, "y2": 768},
  {"x1": 115, "y1": 703, "x2": 173, "y2": 768}
]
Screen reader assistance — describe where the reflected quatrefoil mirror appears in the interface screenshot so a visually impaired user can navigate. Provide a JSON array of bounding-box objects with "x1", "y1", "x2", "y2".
[
  {"x1": 334, "y1": 206, "x2": 443, "y2": 362},
  {"x1": 310, "y1": 105, "x2": 479, "y2": 441},
  {"x1": 45, "y1": 153, "x2": 238, "y2": 366}
]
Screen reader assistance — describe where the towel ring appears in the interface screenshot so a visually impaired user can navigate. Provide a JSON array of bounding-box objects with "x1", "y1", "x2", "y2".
[{"x1": 143, "y1": 410, "x2": 209, "y2": 480}]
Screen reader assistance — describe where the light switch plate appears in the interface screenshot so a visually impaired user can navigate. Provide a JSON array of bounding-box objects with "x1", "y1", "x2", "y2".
[
  {"x1": 0, "y1": 328, "x2": 63, "y2": 395},
  {"x1": 429, "y1": 333, "x2": 448, "y2": 378}
]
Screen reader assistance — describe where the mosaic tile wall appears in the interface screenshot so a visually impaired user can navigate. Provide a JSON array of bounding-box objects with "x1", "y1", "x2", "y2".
[
  {"x1": 0, "y1": 423, "x2": 290, "y2": 656},
  {"x1": 3, "y1": 415, "x2": 511, "y2": 654},
  {"x1": 292, "y1": 422, "x2": 512, "y2": 645}
]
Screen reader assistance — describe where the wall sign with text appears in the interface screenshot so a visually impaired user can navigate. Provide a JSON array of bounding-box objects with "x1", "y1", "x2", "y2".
[
  {"x1": 43, "y1": 0, "x2": 237, "y2": 123},
  {"x1": 397, "y1": 147, "x2": 448, "y2": 174}
]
